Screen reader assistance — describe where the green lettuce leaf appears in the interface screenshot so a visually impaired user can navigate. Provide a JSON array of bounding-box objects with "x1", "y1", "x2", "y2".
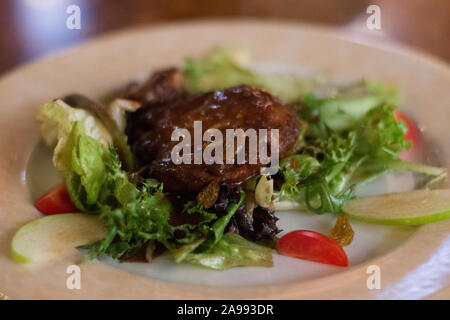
[
  {"x1": 172, "y1": 238, "x2": 205, "y2": 264},
  {"x1": 184, "y1": 47, "x2": 313, "y2": 102},
  {"x1": 62, "y1": 94, "x2": 136, "y2": 171},
  {"x1": 196, "y1": 191, "x2": 245, "y2": 252},
  {"x1": 302, "y1": 80, "x2": 397, "y2": 132},
  {"x1": 71, "y1": 131, "x2": 107, "y2": 206},
  {"x1": 279, "y1": 154, "x2": 320, "y2": 202},
  {"x1": 47, "y1": 118, "x2": 127, "y2": 211},
  {"x1": 181, "y1": 233, "x2": 274, "y2": 270},
  {"x1": 37, "y1": 99, "x2": 112, "y2": 171}
]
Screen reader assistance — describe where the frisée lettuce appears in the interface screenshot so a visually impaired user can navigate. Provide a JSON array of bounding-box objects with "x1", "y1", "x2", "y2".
[{"x1": 274, "y1": 88, "x2": 446, "y2": 213}]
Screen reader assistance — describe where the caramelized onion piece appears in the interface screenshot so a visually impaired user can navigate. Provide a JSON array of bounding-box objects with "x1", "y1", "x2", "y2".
[{"x1": 330, "y1": 215, "x2": 354, "y2": 247}]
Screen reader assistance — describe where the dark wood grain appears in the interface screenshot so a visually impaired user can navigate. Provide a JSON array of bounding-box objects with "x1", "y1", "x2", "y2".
[{"x1": 0, "y1": 0, "x2": 448, "y2": 75}]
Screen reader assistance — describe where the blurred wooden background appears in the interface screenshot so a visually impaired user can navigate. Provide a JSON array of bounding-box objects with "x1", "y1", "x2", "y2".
[{"x1": 0, "y1": 0, "x2": 449, "y2": 75}]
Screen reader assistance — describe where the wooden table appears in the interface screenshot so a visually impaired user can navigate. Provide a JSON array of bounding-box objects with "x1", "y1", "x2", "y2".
[{"x1": 1, "y1": 0, "x2": 449, "y2": 75}]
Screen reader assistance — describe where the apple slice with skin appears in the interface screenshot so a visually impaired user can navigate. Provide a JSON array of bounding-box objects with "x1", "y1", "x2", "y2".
[
  {"x1": 11, "y1": 213, "x2": 106, "y2": 264},
  {"x1": 343, "y1": 189, "x2": 450, "y2": 225}
]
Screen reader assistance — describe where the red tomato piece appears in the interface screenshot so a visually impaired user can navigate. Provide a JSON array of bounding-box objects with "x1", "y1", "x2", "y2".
[
  {"x1": 34, "y1": 182, "x2": 78, "y2": 215},
  {"x1": 277, "y1": 230, "x2": 348, "y2": 267},
  {"x1": 393, "y1": 110, "x2": 423, "y2": 160}
]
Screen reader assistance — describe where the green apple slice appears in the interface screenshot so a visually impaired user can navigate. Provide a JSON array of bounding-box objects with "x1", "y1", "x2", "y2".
[
  {"x1": 11, "y1": 213, "x2": 106, "y2": 264},
  {"x1": 343, "y1": 189, "x2": 450, "y2": 225}
]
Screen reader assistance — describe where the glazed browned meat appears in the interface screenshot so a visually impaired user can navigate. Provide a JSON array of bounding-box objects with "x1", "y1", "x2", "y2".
[
  {"x1": 126, "y1": 77, "x2": 300, "y2": 193},
  {"x1": 122, "y1": 67, "x2": 185, "y2": 107}
]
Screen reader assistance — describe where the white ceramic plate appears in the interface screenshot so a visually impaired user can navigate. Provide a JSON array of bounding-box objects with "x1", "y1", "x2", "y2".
[{"x1": 1, "y1": 20, "x2": 449, "y2": 299}]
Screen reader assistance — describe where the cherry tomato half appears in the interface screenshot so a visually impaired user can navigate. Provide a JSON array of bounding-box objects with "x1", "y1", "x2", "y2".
[
  {"x1": 277, "y1": 230, "x2": 348, "y2": 267},
  {"x1": 393, "y1": 110, "x2": 423, "y2": 160},
  {"x1": 34, "y1": 182, "x2": 78, "y2": 215}
]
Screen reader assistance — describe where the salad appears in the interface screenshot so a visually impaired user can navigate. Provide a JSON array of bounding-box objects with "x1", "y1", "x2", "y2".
[{"x1": 11, "y1": 47, "x2": 449, "y2": 270}]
